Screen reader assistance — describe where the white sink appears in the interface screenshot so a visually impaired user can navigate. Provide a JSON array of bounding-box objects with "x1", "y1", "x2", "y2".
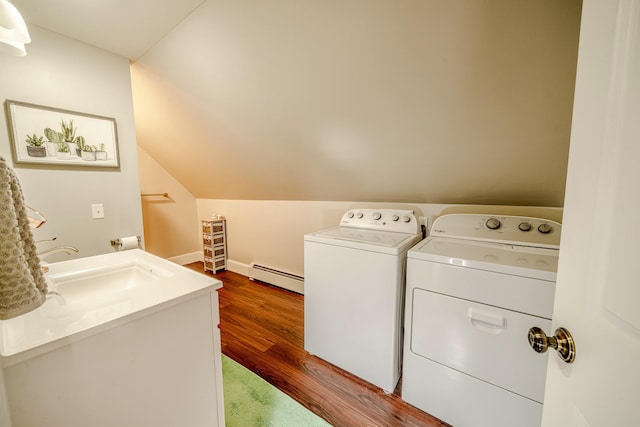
[
  {"x1": 0, "y1": 249, "x2": 221, "y2": 361},
  {"x1": 48, "y1": 258, "x2": 173, "y2": 304}
]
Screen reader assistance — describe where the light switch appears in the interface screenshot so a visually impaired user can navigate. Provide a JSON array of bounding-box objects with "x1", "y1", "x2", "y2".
[{"x1": 92, "y1": 204, "x2": 104, "y2": 219}]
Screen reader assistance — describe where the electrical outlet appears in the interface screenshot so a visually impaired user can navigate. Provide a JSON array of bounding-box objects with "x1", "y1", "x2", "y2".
[{"x1": 92, "y1": 203, "x2": 104, "y2": 219}]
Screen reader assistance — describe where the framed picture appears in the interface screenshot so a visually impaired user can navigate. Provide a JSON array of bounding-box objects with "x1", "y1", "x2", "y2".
[{"x1": 4, "y1": 100, "x2": 120, "y2": 168}]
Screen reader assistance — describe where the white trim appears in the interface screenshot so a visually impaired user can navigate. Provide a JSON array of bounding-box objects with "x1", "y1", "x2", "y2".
[
  {"x1": 167, "y1": 251, "x2": 202, "y2": 266},
  {"x1": 226, "y1": 259, "x2": 250, "y2": 276},
  {"x1": 166, "y1": 253, "x2": 250, "y2": 277}
]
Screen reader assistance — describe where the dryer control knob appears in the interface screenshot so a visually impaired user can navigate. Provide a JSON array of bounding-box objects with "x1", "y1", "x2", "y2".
[
  {"x1": 391, "y1": 214, "x2": 399, "y2": 221},
  {"x1": 348, "y1": 212, "x2": 354, "y2": 218},
  {"x1": 486, "y1": 218, "x2": 501, "y2": 230},
  {"x1": 373, "y1": 212, "x2": 382, "y2": 220},
  {"x1": 357, "y1": 212, "x2": 364, "y2": 219},
  {"x1": 402, "y1": 215, "x2": 411, "y2": 223},
  {"x1": 538, "y1": 223, "x2": 553, "y2": 234},
  {"x1": 518, "y1": 222, "x2": 532, "y2": 232}
]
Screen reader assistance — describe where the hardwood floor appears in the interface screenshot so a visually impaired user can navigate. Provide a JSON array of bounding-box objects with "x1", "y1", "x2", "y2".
[{"x1": 186, "y1": 264, "x2": 449, "y2": 427}]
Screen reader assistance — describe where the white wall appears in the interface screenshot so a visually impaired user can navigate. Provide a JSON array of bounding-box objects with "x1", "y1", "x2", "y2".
[
  {"x1": 197, "y1": 199, "x2": 562, "y2": 276},
  {"x1": 137, "y1": 146, "x2": 201, "y2": 262},
  {"x1": 0, "y1": 26, "x2": 144, "y2": 426},
  {"x1": 0, "y1": 367, "x2": 9, "y2": 427},
  {"x1": 0, "y1": 26, "x2": 144, "y2": 262}
]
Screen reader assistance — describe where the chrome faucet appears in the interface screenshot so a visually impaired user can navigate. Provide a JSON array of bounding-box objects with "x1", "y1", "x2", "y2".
[
  {"x1": 38, "y1": 245, "x2": 79, "y2": 259},
  {"x1": 46, "y1": 290, "x2": 67, "y2": 305}
]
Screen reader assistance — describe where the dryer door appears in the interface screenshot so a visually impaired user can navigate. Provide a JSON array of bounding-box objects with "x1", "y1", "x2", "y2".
[{"x1": 410, "y1": 288, "x2": 551, "y2": 403}]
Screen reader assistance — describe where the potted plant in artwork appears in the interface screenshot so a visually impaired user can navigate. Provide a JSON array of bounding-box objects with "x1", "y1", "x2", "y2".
[
  {"x1": 95, "y1": 143, "x2": 107, "y2": 160},
  {"x1": 60, "y1": 119, "x2": 78, "y2": 154},
  {"x1": 25, "y1": 134, "x2": 46, "y2": 157},
  {"x1": 44, "y1": 127, "x2": 64, "y2": 156},
  {"x1": 56, "y1": 141, "x2": 70, "y2": 160},
  {"x1": 74, "y1": 135, "x2": 86, "y2": 157},
  {"x1": 81, "y1": 144, "x2": 96, "y2": 161}
]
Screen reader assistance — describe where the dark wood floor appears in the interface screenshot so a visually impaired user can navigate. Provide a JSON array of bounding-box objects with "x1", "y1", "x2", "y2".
[{"x1": 186, "y1": 263, "x2": 449, "y2": 427}]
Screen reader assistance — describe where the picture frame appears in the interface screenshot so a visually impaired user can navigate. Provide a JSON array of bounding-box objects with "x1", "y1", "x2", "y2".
[{"x1": 4, "y1": 100, "x2": 120, "y2": 168}]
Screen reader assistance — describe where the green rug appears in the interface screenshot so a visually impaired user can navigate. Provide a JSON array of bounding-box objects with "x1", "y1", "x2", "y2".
[{"x1": 222, "y1": 355, "x2": 332, "y2": 427}]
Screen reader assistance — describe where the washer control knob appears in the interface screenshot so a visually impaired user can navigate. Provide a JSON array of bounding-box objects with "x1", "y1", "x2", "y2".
[
  {"x1": 357, "y1": 212, "x2": 364, "y2": 219},
  {"x1": 373, "y1": 212, "x2": 382, "y2": 220},
  {"x1": 486, "y1": 218, "x2": 501, "y2": 230},
  {"x1": 538, "y1": 223, "x2": 553, "y2": 234},
  {"x1": 391, "y1": 214, "x2": 399, "y2": 222},
  {"x1": 402, "y1": 215, "x2": 411, "y2": 223},
  {"x1": 347, "y1": 212, "x2": 354, "y2": 218},
  {"x1": 518, "y1": 222, "x2": 532, "y2": 232}
]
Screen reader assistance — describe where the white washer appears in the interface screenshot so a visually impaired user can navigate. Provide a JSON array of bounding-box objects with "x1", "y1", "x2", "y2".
[
  {"x1": 402, "y1": 214, "x2": 561, "y2": 427},
  {"x1": 304, "y1": 208, "x2": 423, "y2": 392}
]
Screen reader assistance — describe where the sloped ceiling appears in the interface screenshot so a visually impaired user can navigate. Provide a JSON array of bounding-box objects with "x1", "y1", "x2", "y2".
[
  {"x1": 12, "y1": 0, "x2": 206, "y2": 59},
  {"x1": 131, "y1": 0, "x2": 582, "y2": 205},
  {"x1": 16, "y1": 0, "x2": 583, "y2": 205}
]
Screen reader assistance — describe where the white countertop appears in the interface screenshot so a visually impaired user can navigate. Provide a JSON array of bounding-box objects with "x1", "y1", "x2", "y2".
[{"x1": 1, "y1": 249, "x2": 221, "y2": 365}]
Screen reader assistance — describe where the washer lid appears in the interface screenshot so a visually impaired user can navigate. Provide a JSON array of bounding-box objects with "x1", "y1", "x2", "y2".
[
  {"x1": 409, "y1": 236, "x2": 559, "y2": 281},
  {"x1": 305, "y1": 227, "x2": 422, "y2": 255}
]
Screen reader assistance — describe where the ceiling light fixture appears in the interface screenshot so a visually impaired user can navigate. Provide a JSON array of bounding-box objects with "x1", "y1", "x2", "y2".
[{"x1": 0, "y1": 0, "x2": 30, "y2": 56}]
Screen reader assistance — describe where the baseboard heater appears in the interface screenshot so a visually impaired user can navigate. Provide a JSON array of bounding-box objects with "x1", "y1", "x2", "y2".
[{"x1": 248, "y1": 263, "x2": 304, "y2": 294}]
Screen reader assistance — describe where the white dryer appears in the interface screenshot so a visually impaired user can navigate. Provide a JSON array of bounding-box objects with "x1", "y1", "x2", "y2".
[
  {"x1": 402, "y1": 213, "x2": 561, "y2": 427},
  {"x1": 304, "y1": 209, "x2": 423, "y2": 392}
]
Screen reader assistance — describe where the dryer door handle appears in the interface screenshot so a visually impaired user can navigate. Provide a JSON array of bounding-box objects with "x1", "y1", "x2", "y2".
[{"x1": 467, "y1": 307, "x2": 506, "y2": 334}]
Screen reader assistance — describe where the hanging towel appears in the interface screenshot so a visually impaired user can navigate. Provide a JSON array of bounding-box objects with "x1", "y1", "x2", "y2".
[{"x1": 0, "y1": 155, "x2": 47, "y2": 320}]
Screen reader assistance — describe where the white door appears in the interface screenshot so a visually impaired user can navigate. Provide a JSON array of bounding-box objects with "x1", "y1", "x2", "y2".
[{"x1": 541, "y1": 0, "x2": 640, "y2": 425}]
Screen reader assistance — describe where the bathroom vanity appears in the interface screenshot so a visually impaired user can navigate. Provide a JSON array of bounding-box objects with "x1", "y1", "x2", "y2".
[{"x1": 0, "y1": 249, "x2": 224, "y2": 427}]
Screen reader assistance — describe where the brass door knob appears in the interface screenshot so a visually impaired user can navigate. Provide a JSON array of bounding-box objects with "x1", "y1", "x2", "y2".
[{"x1": 528, "y1": 326, "x2": 576, "y2": 364}]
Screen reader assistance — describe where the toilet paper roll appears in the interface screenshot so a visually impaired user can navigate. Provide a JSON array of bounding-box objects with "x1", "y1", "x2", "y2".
[{"x1": 118, "y1": 236, "x2": 139, "y2": 251}]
